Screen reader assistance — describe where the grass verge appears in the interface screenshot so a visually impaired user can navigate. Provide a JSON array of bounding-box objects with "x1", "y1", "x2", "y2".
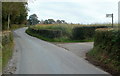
[
  {"x1": 86, "y1": 48, "x2": 120, "y2": 76},
  {"x1": 0, "y1": 44, "x2": 2, "y2": 73},
  {"x1": 2, "y1": 42, "x2": 14, "y2": 68},
  {"x1": 2, "y1": 31, "x2": 14, "y2": 69}
]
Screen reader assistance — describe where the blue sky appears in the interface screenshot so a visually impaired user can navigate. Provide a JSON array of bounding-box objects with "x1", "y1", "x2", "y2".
[{"x1": 28, "y1": 0, "x2": 119, "y2": 24}]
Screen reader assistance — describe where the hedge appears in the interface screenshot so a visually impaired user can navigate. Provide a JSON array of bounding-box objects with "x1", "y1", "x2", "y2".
[
  {"x1": 88, "y1": 29, "x2": 120, "y2": 75},
  {"x1": 94, "y1": 29, "x2": 120, "y2": 61},
  {"x1": 28, "y1": 28, "x2": 62, "y2": 38},
  {"x1": 72, "y1": 26, "x2": 108, "y2": 40}
]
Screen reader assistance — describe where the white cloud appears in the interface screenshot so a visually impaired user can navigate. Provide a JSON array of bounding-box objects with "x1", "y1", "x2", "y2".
[{"x1": 28, "y1": 0, "x2": 119, "y2": 24}]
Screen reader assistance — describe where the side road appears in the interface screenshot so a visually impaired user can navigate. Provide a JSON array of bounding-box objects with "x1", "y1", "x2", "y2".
[{"x1": 55, "y1": 42, "x2": 93, "y2": 59}]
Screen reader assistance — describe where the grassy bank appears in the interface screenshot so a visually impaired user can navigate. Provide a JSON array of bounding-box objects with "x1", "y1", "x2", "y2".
[
  {"x1": 87, "y1": 28, "x2": 120, "y2": 76},
  {"x1": 2, "y1": 31, "x2": 14, "y2": 69},
  {"x1": 1, "y1": 24, "x2": 26, "y2": 71},
  {"x1": 0, "y1": 43, "x2": 2, "y2": 73}
]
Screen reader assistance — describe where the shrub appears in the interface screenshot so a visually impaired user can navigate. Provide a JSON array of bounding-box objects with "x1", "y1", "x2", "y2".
[
  {"x1": 88, "y1": 29, "x2": 120, "y2": 74},
  {"x1": 72, "y1": 26, "x2": 108, "y2": 40},
  {"x1": 29, "y1": 28, "x2": 62, "y2": 38},
  {"x1": 31, "y1": 24, "x2": 74, "y2": 37},
  {"x1": 94, "y1": 29, "x2": 120, "y2": 61},
  {"x1": 28, "y1": 24, "x2": 110, "y2": 42},
  {"x1": 2, "y1": 22, "x2": 8, "y2": 30},
  {"x1": 2, "y1": 31, "x2": 13, "y2": 45}
]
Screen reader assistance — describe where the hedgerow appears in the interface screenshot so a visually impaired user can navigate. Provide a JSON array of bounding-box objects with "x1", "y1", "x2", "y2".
[
  {"x1": 87, "y1": 28, "x2": 120, "y2": 75},
  {"x1": 72, "y1": 26, "x2": 108, "y2": 40},
  {"x1": 94, "y1": 29, "x2": 120, "y2": 61},
  {"x1": 28, "y1": 28, "x2": 62, "y2": 38}
]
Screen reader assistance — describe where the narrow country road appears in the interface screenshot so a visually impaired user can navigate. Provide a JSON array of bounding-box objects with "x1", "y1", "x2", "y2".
[{"x1": 13, "y1": 28, "x2": 109, "y2": 74}]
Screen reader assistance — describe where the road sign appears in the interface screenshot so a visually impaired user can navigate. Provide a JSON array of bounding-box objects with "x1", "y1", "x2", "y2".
[
  {"x1": 106, "y1": 14, "x2": 113, "y2": 18},
  {"x1": 106, "y1": 13, "x2": 113, "y2": 28},
  {"x1": 118, "y1": 1, "x2": 120, "y2": 29}
]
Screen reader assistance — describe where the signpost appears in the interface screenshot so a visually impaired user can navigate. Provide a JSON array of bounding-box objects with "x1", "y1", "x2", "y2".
[
  {"x1": 106, "y1": 13, "x2": 114, "y2": 28},
  {"x1": 118, "y1": 1, "x2": 120, "y2": 30}
]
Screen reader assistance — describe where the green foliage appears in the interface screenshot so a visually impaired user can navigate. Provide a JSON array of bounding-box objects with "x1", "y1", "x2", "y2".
[
  {"x1": 56, "y1": 20, "x2": 62, "y2": 24},
  {"x1": 29, "y1": 28, "x2": 62, "y2": 38},
  {"x1": 88, "y1": 29, "x2": 120, "y2": 73},
  {"x1": 2, "y1": 32, "x2": 13, "y2": 45},
  {"x1": 28, "y1": 14, "x2": 40, "y2": 25},
  {"x1": 26, "y1": 28, "x2": 93, "y2": 43},
  {"x1": 31, "y1": 24, "x2": 74, "y2": 37},
  {"x1": 27, "y1": 24, "x2": 110, "y2": 42},
  {"x1": 72, "y1": 26, "x2": 108, "y2": 40},
  {"x1": 43, "y1": 20, "x2": 49, "y2": 24},
  {"x1": 42, "y1": 19, "x2": 66, "y2": 24},
  {"x1": 47, "y1": 19, "x2": 55, "y2": 24},
  {"x1": 10, "y1": 24, "x2": 26, "y2": 30},
  {"x1": 94, "y1": 29, "x2": 120, "y2": 61},
  {"x1": 2, "y1": 2, "x2": 28, "y2": 30},
  {"x1": 26, "y1": 29, "x2": 66, "y2": 42},
  {"x1": 2, "y1": 31, "x2": 14, "y2": 68}
]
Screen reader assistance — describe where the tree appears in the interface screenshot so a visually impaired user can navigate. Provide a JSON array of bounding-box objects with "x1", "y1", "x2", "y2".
[
  {"x1": 28, "y1": 14, "x2": 40, "y2": 25},
  {"x1": 48, "y1": 19, "x2": 55, "y2": 24},
  {"x1": 44, "y1": 20, "x2": 49, "y2": 24},
  {"x1": 41, "y1": 19, "x2": 67, "y2": 24},
  {"x1": 61, "y1": 20, "x2": 67, "y2": 24},
  {"x1": 40, "y1": 19, "x2": 44, "y2": 24},
  {"x1": 2, "y1": 2, "x2": 28, "y2": 30},
  {"x1": 56, "y1": 20, "x2": 62, "y2": 24}
]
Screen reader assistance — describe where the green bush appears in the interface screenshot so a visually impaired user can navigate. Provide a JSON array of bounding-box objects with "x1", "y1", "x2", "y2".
[
  {"x1": 29, "y1": 28, "x2": 62, "y2": 38},
  {"x1": 2, "y1": 22, "x2": 8, "y2": 30},
  {"x1": 94, "y1": 29, "x2": 120, "y2": 61},
  {"x1": 72, "y1": 26, "x2": 108, "y2": 40},
  {"x1": 31, "y1": 24, "x2": 73, "y2": 37},
  {"x1": 2, "y1": 32, "x2": 13, "y2": 45},
  {"x1": 88, "y1": 29, "x2": 120, "y2": 74}
]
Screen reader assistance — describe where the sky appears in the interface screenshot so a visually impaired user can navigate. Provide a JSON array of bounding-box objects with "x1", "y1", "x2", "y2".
[{"x1": 28, "y1": 0, "x2": 119, "y2": 24}]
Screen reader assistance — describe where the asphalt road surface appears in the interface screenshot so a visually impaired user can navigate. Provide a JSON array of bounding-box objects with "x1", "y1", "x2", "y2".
[
  {"x1": 13, "y1": 28, "x2": 109, "y2": 74},
  {"x1": 55, "y1": 42, "x2": 94, "y2": 59}
]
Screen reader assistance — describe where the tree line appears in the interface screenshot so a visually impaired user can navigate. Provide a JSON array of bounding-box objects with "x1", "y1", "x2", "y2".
[
  {"x1": 2, "y1": 2, "x2": 28, "y2": 30},
  {"x1": 2, "y1": 2, "x2": 68, "y2": 30},
  {"x1": 28, "y1": 14, "x2": 67, "y2": 25}
]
